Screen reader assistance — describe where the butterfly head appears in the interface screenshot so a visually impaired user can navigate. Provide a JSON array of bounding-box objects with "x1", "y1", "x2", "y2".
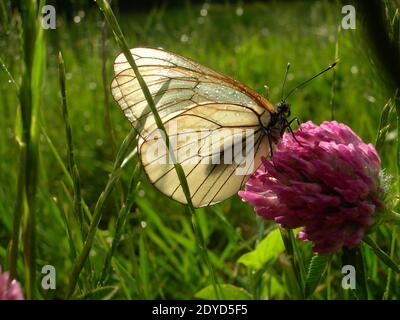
[
  {"x1": 276, "y1": 101, "x2": 291, "y2": 119},
  {"x1": 264, "y1": 102, "x2": 291, "y2": 144}
]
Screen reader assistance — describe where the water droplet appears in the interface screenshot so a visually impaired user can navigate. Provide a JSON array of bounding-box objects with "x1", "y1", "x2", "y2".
[
  {"x1": 73, "y1": 16, "x2": 81, "y2": 23},
  {"x1": 96, "y1": 138, "x2": 103, "y2": 147},
  {"x1": 350, "y1": 65, "x2": 358, "y2": 74},
  {"x1": 366, "y1": 95, "x2": 376, "y2": 103},
  {"x1": 386, "y1": 129, "x2": 397, "y2": 141},
  {"x1": 6, "y1": 127, "x2": 13, "y2": 139},
  {"x1": 236, "y1": 7, "x2": 243, "y2": 16},
  {"x1": 140, "y1": 221, "x2": 147, "y2": 228},
  {"x1": 261, "y1": 28, "x2": 269, "y2": 37},
  {"x1": 200, "y1": 8, "x2": 208, "y2": 17},
  {"x1": 78, "y1": 10, "x2": 85, "y2": 18},
  {"x1": 89, "y1": 82, "x2": 97, "y2": 90},
  {"x1": 180, "y1": 34, "x2": 189, "y2": 43},
  {"x1": 8, "y1": 79, "x2": 11, "y2": 84}
]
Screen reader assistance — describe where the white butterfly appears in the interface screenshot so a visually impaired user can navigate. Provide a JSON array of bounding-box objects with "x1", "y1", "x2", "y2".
[{"x1": 111, "y1": 47, "x2": 292, "y2": 207}]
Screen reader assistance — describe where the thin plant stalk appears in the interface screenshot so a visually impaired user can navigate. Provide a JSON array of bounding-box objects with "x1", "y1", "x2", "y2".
[
  {"x1": 58, "y1": 51, "x2": 86, "y2": 238},
  {"x1": 330, "y1": 25, "x2": 340, "y2": 120},
  {"x1": 100, "y1": 15, "x2": 126, "y2": 209},
  {"x1": 95, "y1": 0, "x2": 220, "y2": 298},
  {"x1": 101, "y1": 13, "x2": 116, "y2": 155}
]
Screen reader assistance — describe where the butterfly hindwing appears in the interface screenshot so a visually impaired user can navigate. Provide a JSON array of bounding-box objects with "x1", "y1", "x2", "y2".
[
  {"x1": 138, "y1": 103, "x2": 270, "y2": 207},
  {"x1": 111, "y1": 47, "x2": 275, "y2": 207}
]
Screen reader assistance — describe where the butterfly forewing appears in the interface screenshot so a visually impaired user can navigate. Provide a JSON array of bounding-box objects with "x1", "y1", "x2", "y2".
[{"x1": 111, "y1": 47, "x2": 276, "y2": 207}]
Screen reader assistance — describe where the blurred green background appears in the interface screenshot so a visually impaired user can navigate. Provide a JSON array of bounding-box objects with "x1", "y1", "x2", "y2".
[{"x1": 0, "y1": 0, "x2": 399, "y2": 299}]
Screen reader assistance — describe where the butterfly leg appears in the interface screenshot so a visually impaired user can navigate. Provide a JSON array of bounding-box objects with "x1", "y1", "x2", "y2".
[
  {"x1": 286, "y1": 120, "x2": 303, "y2": 146},
  {"x1": 288, "y1": 116, "x2": 301, "y2": 129}
]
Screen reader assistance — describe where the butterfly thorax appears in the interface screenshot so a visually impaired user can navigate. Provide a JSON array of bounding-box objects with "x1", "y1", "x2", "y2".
[{"x1": 266, "y1": 102, "x2": 291, "y2": 143}]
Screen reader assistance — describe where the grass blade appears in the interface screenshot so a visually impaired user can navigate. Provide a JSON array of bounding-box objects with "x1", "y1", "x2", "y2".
[
  {"x1": 58, "y1": 51, "x2": 86, "y2": 237},
  {"x1": 99, "y1": 164, "x2": 141, "y2": 285},
  {"x1": 66, "y1": 128, "x2": 137, "y2": 298},
  {"x1": 363, "y1": 235, "x2": 400, "y2": 273}
]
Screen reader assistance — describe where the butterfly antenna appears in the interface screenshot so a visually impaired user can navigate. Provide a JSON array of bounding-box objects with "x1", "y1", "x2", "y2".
[
  {"x1": 281, "y1": 62, "x2": 291, "y2": 101},
  {"x1": 283, "y1": 61, "x2": 338, "y2": 101}
]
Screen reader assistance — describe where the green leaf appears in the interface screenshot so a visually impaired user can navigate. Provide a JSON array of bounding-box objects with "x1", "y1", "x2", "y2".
[
  {"x1": 238, "y1": 228, "x2": 284, "y2": 270},
  {"x1": 304, "y1": 254, "x2": 330, "y2": 298},
  {"x1": 341, "y1": 246, "x2": 368, "y2": 300},
  {"x1": 78, "y1": 286, "x2": 119, "y2": 300},
  {"x1": 363, "y1": 236, "x2": 400, "y2": 273},
  {"x1": 195, "y1": 284, "x2": 252, "y2": 300}
]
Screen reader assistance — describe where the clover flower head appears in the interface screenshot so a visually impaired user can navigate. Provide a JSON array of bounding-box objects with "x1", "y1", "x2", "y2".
[
  {"x1": 0, "y1": 266, "x2": 24, "y2": 300},
  {"x1": 239, "y1": 121, "x2": 384, "y2": 254}
]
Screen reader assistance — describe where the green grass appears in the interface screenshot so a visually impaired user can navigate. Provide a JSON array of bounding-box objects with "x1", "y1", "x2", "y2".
[{"x1": 0, "y1": 1, "x2": 399, "y2": 299}]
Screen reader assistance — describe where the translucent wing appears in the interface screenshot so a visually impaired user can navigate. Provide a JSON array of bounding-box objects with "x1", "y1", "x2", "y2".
[{"x1": 111, "y1": 47, "x2": 276, "y2": 207}]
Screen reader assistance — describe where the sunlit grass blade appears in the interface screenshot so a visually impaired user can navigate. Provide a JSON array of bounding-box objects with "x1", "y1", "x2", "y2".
[
  {"x1": 95, "y1": 0, "x2": 220, "y2": 298},
  {"x1": 100, "y1": 12, "x2": 117, "y2": 155}
]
